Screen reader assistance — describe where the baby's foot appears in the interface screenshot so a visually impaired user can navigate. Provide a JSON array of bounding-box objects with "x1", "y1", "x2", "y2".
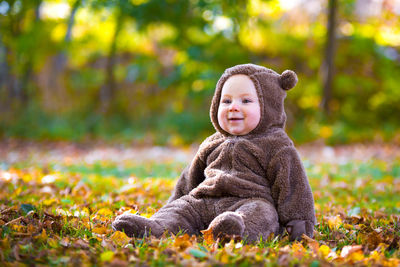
[
  {"x1": 208, "y1": 212, "x2": 245, "y2": 240},
  {"x1": 112, "y1": 214, "x2": 163, "y2": 238}
]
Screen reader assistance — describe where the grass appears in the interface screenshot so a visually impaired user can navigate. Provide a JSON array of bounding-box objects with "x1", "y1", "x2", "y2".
[{"x1": 0, "y1": 150, "x2": 400, "y2": 266}]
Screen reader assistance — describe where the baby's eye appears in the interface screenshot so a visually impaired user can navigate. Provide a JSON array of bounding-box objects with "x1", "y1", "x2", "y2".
[
  {"x1": 242, "y1": 99, "x2": 252, "y2": 104},
  {"x1": 222, "y1": 99, "x2": 231, "y2": 104}
]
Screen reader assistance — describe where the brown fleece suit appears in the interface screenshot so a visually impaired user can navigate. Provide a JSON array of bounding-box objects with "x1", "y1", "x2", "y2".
[{"x1": 113, "y1": 64, "x2": 316, "y2": 242}]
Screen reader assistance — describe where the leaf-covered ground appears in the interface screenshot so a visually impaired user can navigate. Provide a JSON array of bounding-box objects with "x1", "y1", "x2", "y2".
[{"x1": 1, "y1": 142, "x2": 400, "y2": 266}]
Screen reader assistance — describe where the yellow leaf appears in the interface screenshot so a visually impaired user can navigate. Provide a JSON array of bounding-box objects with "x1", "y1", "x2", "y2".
[
  {"x1": 200, "y1": 228, "x2": 215, "y2": 246},
  {"x1": 328, "y1": 215, "x2": 342, "y2": 230},
  {"x1": 100, "y1": 251, "x2": 114, "y2": 262},
  {"x1": 218, "y1": 249, "x2": 230, "y2": 264},
  {"x1": 11, "y1": 224, "x2": 26, "y2": 232},
  {"x1": 35, "y1": 229, "x2": 48, "y2": 242},
  {"x1": 369, "y1": 250, "x2": 384, "y2": 262},
  {"x1": 92, "y1": 227, "x2": 108, "y2": 235},
  {"x1": 48, "y1": 238, "x2": 59, "y2": 248},
  {"x1": 43, "y1": 199, "x2": 57, "y2": 206},
  {"x1": 343, "y1": 224, "x2": 353, "y2": 230},
  {"x1": 318, "y1": 245, "x2": 330, "y2": 258},
  {"x1": 110, "y1": 231, "x2": 131, "y2": 247},
  {"x1": 348, "y1": 251, "x2": 364, "y2": 262},
  {"x1": 96, "y1": 208, "x2": 113, "y2": 217},
  {"x1": 385, "y1": 258, "x2": 400, "y2": 267},
  {"x1": 254, "y1": 254, "x2": 264, "y2": 262}
]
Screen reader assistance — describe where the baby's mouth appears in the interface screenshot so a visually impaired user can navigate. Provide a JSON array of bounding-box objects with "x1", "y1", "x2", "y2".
[{"x1": 228, "y1": 118, "x2": 243, "y2": 121}]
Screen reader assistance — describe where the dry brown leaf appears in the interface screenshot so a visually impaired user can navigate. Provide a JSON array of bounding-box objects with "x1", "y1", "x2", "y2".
[{"x1": 302, "y1": 234, "x2": 319, "y2": 254}]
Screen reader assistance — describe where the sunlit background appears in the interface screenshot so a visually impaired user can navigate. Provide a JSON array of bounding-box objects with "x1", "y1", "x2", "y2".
[{"x1": 1, "y1": 0, "x2": 400, "y2": 145}]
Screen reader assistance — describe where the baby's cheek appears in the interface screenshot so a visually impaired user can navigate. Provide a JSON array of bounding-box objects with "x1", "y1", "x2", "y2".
[
  {"x1": 217, "y1": 109, "x2": 227, "y2": 129},
  {"x1": 250, "y1": 109, "x2": 261, "y2": 125}
]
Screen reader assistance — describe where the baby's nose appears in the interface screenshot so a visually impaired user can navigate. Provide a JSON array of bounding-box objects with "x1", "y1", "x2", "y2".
[{"x1": 229, "y1": 102, "x2": 240, "y2": 111}]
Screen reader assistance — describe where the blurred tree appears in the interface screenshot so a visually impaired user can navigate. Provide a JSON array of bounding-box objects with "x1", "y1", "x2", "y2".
[
  {"x1": 46, "y1": 0, "x2": 82, "y2": 111},
  {"x1": 320, "y1": 0, "x2": 337, "y2": 114},
  {"x1": 0, "y1": 0, "x2": 399, "y2": 144}
]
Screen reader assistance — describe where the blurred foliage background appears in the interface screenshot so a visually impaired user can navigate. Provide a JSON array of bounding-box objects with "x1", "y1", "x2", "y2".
[{"x1": 0, "y1": 0, "x2": 399, "y2": 145}]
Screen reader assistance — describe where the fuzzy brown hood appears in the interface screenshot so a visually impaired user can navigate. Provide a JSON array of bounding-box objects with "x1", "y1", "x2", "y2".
[{"x1": 210, "y1": 64, "x2": 298, "y2": 137}]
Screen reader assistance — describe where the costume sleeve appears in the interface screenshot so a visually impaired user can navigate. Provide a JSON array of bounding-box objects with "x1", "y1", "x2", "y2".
[
  {"x1": 268, "y1": 146, "x2": 316, "y2": 238},
  {"x1": 167, "y1": 153, "x2": 207, "y2": 203}
]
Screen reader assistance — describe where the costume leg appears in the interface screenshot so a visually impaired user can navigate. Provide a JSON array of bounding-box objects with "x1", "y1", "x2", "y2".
[
  {"x1": 208, "y1": 199, "x2": 279, "y2": 243},
  {"x1": 112, "y1": 195, "x2": 206, "y2": 238},
  {"x1": 112, "y1": 213, "x2": 164, "y2": 238},
  {"x1": 235, "y1": 199, "x2": 279, "y2": 242},
  {"x1": 208, "y1": 211, "x2": 245, "y2": 240}
]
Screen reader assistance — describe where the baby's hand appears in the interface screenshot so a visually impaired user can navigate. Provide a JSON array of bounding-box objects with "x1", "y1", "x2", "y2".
[{"x1": 286, "y1": 220, "x2": 306, "y2": 241}]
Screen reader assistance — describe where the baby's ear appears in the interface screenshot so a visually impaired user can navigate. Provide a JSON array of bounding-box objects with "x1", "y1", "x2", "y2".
[{"x1": 279, "y1": 70, "x2": 298, "y2": 90}]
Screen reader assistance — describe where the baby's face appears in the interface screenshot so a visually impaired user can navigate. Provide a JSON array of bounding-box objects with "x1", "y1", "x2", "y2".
[{"x1": 217, "y1": 74, "x2": 260, "y2": 136}]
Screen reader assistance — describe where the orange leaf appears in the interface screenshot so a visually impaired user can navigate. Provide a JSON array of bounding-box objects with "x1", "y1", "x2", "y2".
[
  {"x1": 92, "y1": 227, "x2": 109, "y2": 235},
  {"x1": 292, "y1": 242, "x2": 306, "y2": 259},
  {"x1": 201, "y1": 228, "x2": 215, "y2": 246},
  {"x1": 173, "y1": 234, "x2": 192, "y2": 251},
  {"x1": 340, "y1": 245, "x2": 362, "y2": 258}
]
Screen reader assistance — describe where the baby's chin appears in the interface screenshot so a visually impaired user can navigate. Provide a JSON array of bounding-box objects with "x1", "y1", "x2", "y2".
[{"x1": 224, "y1": 127, "x2": 252, "y2": 136}]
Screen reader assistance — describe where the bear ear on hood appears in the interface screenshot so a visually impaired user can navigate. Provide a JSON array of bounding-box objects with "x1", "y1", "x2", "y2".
[{"x1": 279, "y1": 70, "x2": 298, "y2": 90}]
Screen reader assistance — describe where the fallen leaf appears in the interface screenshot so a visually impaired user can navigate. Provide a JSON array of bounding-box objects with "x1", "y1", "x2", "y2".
[
  {"x1": 200, "y1": 228, "x2": 215, "y2": 246},
  {"x1": 340, "y1": 245, "x2": 362, "y2": 258},
  {"x1": 174, "y1": 234, "x2": 193, "y2": 251},
  {"x1": 109, "y1": 231, "x2": 131, "y2": 247},
  {"x1": 328, "y1": 215, "x2": 342, "y2": 230},
  {"x1": 73, "y1": 239, "x2": 90, "y2": 249},
  {"x1": 302, "y1": 234, "x2": 320, "y2": 254},
  {"x1": 348, "y1": 251, "x2": 364, "y2": 262},
  {"x1": 292, "y1": 242, "x2": 306, "y2": 259},
  {"x1": 318, "y1": 244, "x2": 330, "y2": 258},
  {"x1": 34, "y1": 229, "x2": 48, "y2": 243},
  {"x1": 96, "y1": 208, "x2": 113, "y2": 217},
  {"x1": 92, "y1": 227, "x2": 109, "y2": 235},
  {"x1": 100, "y1": 250, "x2": 114, "y2": 262}
]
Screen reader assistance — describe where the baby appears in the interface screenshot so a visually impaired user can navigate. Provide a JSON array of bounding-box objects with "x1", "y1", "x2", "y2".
[{"x1": 112, "y1": 64, "x2": 316, "y2": 242}]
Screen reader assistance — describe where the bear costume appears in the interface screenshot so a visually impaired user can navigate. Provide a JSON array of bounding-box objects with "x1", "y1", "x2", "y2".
[{"x1": 112, "y1": 64, "x2": 316, "y2": 242}]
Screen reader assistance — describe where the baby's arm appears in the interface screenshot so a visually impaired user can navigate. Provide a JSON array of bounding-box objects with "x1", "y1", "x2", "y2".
[
  {"x1": 168, "y1": 132, "x2": 223, "y2": 203},
  {"x1": 268, "y1": 146, "x2": 316, "y2": 241},
  {"x1": 167, "y1": 156, "x2": 206, "y2": 203}
]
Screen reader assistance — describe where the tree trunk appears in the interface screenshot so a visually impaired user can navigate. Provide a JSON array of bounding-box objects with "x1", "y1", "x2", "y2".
[
  {"x1": 0, "y1": 33, "x2": 10, "y2": 112},
  {"x1": 44, "y1": 0, "x2": 80, "y2": 110},
  {"x1": 320, "y1": 0, "x2": 337, "y2": 114},
  {"x1": 65, "y1": 0, "x2": 81, "y2": 43},
  {"x1": 99, "y1": 11, "x2": 124, "y2": 113},
  {"x1": 19, "y1": 0, "x2": 43, "y2": 104}
]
